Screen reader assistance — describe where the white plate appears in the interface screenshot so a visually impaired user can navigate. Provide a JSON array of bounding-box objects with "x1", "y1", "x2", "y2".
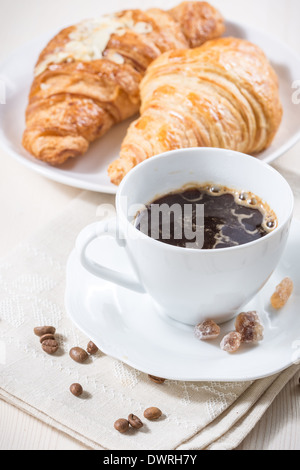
[
  {"x1": 1, "y1": 21, "x2": 300, "y2": 194},
  {"x1": 65, "y1": 218, "x2": 300, "y2": 382}
]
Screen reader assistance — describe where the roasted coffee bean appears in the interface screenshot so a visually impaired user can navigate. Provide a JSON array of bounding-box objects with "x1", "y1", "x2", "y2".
[
  {"x1": 148, "y1": 375, "x2": 166, "y2": 384},
  {"x1": 143, "y1": 407, "x2": 162, "y2": 420},
  {"x1": 70, "y1": 383, "x2": 83, "y2": 397},
  {"x1": 41, "y1": 339, "x2": 59, "y2": 355},
  {"x1": 34, "y1": 326, "x2": 56, "y2": 337},
  {"x1": 39, "y1": 333, "x2": 55, "y2": 344},
  {"x1": 128, "y1": 414, "x2": 143, "y2": 429},
  {"x1": 69, "y1": 347, "x2": 89, "y2": 363},
  {"x1": 114, "y1": 419, "x2": 129, "y2": 434},
  {"x1": 87, "y1": 341, "x2": 98, "y2": 355}
]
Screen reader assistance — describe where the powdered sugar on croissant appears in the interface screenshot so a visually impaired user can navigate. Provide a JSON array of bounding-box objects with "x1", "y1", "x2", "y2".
[{"x1": 22, "y1": 2, "x2": 224, "y2": 165}]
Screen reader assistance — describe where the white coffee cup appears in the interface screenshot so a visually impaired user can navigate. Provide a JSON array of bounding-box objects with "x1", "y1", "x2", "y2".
[{"x1": 76, "y1": 148, "x2": 294, "y2": 326}]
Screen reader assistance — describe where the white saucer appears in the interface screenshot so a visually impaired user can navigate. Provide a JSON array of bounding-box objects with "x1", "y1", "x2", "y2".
[
  {"x1": 65, "y1": 218, "x2": 300, "y2": 382},
  {"x1": 1, "y1": 20, "x2": 300, "y2": 193}
]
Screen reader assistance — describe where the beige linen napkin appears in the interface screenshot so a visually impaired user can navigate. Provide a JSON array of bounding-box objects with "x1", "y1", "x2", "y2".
[{"x1": 0, "y1": 170, "x2": 299, "y2": 450}]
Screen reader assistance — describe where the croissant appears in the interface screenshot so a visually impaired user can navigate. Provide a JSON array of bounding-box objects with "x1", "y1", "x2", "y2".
[
  {"x1": 108, "y1": 37, "x2": 283, "y2": 185},
  {"x1": 22, "y1": 2, "x2": 225, "y2": 165}
]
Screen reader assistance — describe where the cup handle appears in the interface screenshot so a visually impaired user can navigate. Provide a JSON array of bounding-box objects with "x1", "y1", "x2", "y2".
[{"x1": 76, "y1": 218, "x2": 145, "y2": 294}]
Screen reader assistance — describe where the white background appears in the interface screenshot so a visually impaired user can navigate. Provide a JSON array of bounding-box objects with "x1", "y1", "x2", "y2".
[{"x1": 0, "y1": 0, "x2": 300, "y2": 450}]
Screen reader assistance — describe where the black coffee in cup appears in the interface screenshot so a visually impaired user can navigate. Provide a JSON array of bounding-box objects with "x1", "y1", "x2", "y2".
[{"x1": 135, "y1": 184, "x2": 277, "y2": 250}]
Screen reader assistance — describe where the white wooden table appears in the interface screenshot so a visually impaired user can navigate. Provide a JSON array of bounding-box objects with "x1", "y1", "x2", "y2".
[{"x1": 0, "y1": 0, "x2": 299, "y2": 450}]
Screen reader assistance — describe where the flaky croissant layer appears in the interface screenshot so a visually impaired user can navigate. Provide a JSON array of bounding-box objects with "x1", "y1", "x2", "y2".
[
  {"x1": 108, "y1": 37, "x2": 283, "y2": 185},
  {"x1": 22, "y1": 2, "x2": 225, "y2": 165}
]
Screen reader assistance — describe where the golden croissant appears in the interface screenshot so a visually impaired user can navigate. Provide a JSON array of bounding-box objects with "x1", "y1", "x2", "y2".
[
  {"x1": 109, "y1": 37, "x2": 283, "y2": 185},
  {"x1": 22, "y1": 2, "x2": 224, "y2": 165}
]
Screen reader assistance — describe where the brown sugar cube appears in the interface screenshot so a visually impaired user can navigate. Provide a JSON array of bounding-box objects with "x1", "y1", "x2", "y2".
[
  {"x1": 220, "y1": 332, "x2": 242, "y2": 353},
  {"x1": 271, "y1": 277, "x2": 294, "y2": 310},
  {"x1": 194, "y1": 320, "x2": 221, "y2": 341}
]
